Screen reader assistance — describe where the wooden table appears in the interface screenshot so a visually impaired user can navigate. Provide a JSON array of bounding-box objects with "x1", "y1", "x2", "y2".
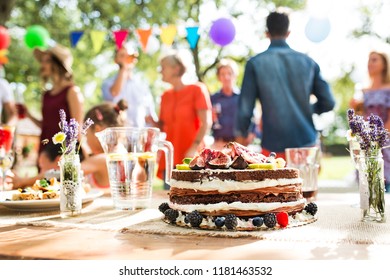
[{"x1": 0, "y1": 192, "x2": 389, "y2": 260}]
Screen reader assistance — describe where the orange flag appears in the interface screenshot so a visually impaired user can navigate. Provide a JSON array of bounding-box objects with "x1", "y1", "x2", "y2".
[
  {"x1": 136, "y1": 28, "x2": 152, "y2": 52},
  {"x1": 0, "y1": 49, "x2": 9, "y2": 64}
]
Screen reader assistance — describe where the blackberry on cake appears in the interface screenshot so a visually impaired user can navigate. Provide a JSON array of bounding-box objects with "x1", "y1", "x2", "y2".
[
  {"x1": 304, "y1": 202, "x2": 318, "y2": 216},
  {"x1": 187, "y1": 210, "x2": 203, "y2": 227},
  {"x1": 158, "y1": 202, "x2": 170, "y2": 214},
  {"x1": 263, "y1": 213, "x2": 277, "y2": 228},
  {"x1": 164, "y1": 209, "x2": 179, "y2": 223},
  {"x1": 224, "y1": 214, "x2": 238, "y2": 230}
]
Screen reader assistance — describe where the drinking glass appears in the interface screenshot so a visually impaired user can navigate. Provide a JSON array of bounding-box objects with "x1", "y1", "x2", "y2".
[
  {"x1": 285, "y1": 147, "x2": 320, "y2": 201},
  {"x1": 0, "y1": 125, "x2": 15, "y2": 192}
]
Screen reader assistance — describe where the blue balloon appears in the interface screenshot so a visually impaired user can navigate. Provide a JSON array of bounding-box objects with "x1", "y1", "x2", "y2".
[
  {"x1": 305, "y1": 17, "x2": 331, "y2": 43},
  {"x1": 209, "y1": 18, "x2": 236, "y2": 47}
]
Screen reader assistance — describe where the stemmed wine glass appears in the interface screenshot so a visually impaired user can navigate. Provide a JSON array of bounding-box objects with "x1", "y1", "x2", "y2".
[
  {"x1": 212, "y1": 103, "x2": 222, "y2": 130},
  {"x1": 0, "y1": 125, "x2": 15, "y2": 192}
]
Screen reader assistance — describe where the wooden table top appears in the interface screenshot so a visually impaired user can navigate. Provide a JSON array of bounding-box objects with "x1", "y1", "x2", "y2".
[{"x1": 0, "y1": 191, "x2": 389, "y2": 260}]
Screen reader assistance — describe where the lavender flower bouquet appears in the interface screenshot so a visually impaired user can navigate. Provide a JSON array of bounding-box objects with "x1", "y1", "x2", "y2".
[
  {"x1": 51, "y1": 109, "x2": 93, "y2": 217},
  {"x1": 347, "y1": 109, "x2": 387, "y2": 222}
]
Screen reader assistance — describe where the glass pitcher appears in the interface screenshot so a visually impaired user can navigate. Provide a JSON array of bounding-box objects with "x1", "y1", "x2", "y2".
[{"x1": 96, "y1": 127, "x2": 173, "y2": 210}]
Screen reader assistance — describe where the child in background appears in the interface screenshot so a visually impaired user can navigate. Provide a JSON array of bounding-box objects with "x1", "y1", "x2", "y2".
[
  {"x1": 10, "y1": 142, "x2": 61, "y2": 189},
  {"x1": 81, "y1": 100, "x2": 127, "y2": 189}
]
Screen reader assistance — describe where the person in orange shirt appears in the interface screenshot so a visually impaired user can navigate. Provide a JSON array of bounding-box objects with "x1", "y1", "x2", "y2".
[{"x1": 147, "y1": 52, "x2": 212, "y2": 187}]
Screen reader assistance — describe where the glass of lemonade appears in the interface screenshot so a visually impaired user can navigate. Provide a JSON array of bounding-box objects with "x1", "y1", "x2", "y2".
[
  {"x1": 96, "y1": 127, "x2": 173, "y2": 210},
  {"x1": 285, "y1": 147, "x2": 320, "y2": 201}
]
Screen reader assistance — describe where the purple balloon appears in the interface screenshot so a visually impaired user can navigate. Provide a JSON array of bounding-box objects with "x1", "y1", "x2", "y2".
[{"x1": 209, "y1": 18, "x2": 236, "y2": 47}]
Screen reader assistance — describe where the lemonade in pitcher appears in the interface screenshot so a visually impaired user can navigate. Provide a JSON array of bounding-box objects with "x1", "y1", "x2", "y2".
[
  {"x1": 107, "y1": 152, "x2": 156, "y2": 210},
  {"x1": 96, "y1": 127, "x2": 173, "y2": 210}
]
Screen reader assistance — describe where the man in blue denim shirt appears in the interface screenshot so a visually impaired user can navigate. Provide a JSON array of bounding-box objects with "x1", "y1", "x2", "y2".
[{"x1": 235, "y1": 11, "x2": 335, "y2": 158}]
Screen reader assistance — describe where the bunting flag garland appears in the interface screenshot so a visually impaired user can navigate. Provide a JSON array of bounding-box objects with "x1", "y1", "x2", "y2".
[
  {"x1": 160, "y1": 25, "x2": 177, "y2": 46},
  {"x1": 136, "y1": 28, "x2": 152, "y2": 52},
  {"x1": 185, "y1": 26, "x2": 200, "y2": 49},
  {"x1": 20, "y1": 20, "x2": 235, "y2": 56},
  {"x1": 90, "y1": 30, "x2": 106, "y2": 53},
  {"x1": 113, "y1": 30, "x2": 129, "y2": 50},
  {"x1": 70, "y1": 31, "x2": 84, "y2": 48}
]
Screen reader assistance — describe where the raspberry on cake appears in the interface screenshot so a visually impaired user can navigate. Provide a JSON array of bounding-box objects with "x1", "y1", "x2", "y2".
[{"x1": 161, "y1": 142, "x2": 317, "y2": 231}]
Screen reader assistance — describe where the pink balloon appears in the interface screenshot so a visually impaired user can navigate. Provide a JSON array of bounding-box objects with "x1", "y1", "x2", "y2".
[{"x1": 209, "y1": 18, "x2": 236, "y2": 47}]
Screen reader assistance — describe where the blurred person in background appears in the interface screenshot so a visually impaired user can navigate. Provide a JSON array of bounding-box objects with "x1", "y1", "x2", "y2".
[
  {"x1": 101, "y1": 46, "x2": 157, "y2": 127},
  {"x1": 148, "y1": 52, "x2": 212, "y2": 187},
  {"x1": 351, "y1": 50, "x2": 390, "y2": 192},
  {"x1": 23, "y1": 44, "x2": 84, "y2": 157},
  {"x1": 211, "y1": 58, "x2": 256, "y2": 149},
  {"x1": 235, "y1": 10, "x2": 335, "y2": 159}
]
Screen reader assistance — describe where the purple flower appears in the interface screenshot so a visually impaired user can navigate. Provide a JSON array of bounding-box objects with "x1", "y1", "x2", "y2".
[
  {"x1": 347, "y1": 109, "x2": 389, "y2": 153},
  {"x1": 347, "y1": 109, "x2": 355, "y2": 121},
  {"x1": 348, "y1": 115, "x2": 365, "y2": 135},
  {"x1": 368, "y1": 114, "x2": 384, "y2": 130},
  {"x1": 81, "y1": 118, "x2": 94, "y2": 135},
  {"x1": 360, "y1": 129, "x2": 371, "y2": 152},
  {"x1": 54, "y1": 110, "x2": 94, "y2": 155},
  {"x1": 64, "y1": 119, "x2": 79, "y2": 154},
  {"x1": 59, "y1": 109, "x2": 67, "y2": 130}
]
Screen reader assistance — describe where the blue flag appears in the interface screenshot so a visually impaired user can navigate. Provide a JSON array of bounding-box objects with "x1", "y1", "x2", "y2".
[{"x1": 70, "y1": 31, "x2": 84, "y2": 48}]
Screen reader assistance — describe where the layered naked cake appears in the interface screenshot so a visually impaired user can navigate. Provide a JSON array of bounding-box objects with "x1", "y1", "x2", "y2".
[
  {"x1": 160, "y1": 142, "x2": 317, "y2": 231},
  {"x1": 170, "y1": 168, "x2": 304, "y2": 216}
]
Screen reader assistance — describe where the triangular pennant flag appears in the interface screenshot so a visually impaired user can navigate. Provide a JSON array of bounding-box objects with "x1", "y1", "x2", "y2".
[
  {"x1": 186, "y1": 26, "x2": 199, "y2": 49},
  {"x1": 160, "y1": 25, "x2": 177, "y2": 46},
  {"x1": 70, "y1": 31, "x2": 84, "y2": 48},
  {"x1": 90, "y1": 30, "x2": 106, "y2": 53},
  {"x1": 136, "y1": 28, "x2": 152, "y2": 52},
  {"x1": 113, "y1": 30, "x2": 129, "y2": 50}
]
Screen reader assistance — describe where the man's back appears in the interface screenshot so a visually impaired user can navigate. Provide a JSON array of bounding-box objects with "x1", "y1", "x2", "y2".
[{"x1": 237, "y1": 40, "x2": 335, "y2": 152}]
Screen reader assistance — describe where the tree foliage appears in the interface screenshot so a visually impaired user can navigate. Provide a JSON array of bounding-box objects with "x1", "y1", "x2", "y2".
[{"x1": 2, "y1": 0, "x2": 306, "y2": 115}]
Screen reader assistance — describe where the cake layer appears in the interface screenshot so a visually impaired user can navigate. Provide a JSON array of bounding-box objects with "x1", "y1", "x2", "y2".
[
  {"x1": 170, "y1": 186, "x2": 302, "y2": 204},
  {"x1": 172, "y1": 168, "x2": 299, "y2": 182},
  {"x1": 170, "y1": 177, "x2": 302, "y2": 192},
  {"x1": 169, "y1": 199, "x2": 306, "y2": 217}
]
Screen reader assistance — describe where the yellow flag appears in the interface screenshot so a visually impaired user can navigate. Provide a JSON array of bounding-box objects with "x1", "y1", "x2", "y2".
[
  {"x1": 90, "y1": 30, "x2": 106, "y2": 53},
  {"x1": 160, "y1": 25, "x2": 177, "y2": 46}
]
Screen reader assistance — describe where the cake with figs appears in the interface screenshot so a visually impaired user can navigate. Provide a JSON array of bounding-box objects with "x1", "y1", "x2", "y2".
[{"x1": 159, "y1": 142, "x2": 318, "y2": 231}]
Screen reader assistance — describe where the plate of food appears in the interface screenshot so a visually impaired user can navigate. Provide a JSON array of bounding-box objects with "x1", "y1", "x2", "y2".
[{"x1": 0, "y1": 178, "x2": 104, "y2": 211}]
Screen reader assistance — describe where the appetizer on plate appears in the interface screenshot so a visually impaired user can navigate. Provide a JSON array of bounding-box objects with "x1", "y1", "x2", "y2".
[{"x1": 12, "y1": 178, "x2": 60, "y2": 201}]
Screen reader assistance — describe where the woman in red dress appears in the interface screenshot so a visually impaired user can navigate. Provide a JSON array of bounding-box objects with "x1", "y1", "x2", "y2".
[{"x1": 26, "y1": 44, "x2": 84, "y2": 155}]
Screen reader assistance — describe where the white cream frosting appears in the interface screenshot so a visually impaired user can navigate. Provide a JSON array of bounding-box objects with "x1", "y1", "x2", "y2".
[
  {"x1": 170, "y1": 178, "x2": 302, "y2": 193},
  {"x1": 169, "y1": 198, "x2": 306, "y2": 213}
]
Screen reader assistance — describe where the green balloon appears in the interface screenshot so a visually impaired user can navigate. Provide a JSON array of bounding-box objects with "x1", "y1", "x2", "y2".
[{"x1": 24, "y1": 25, "x2": 50, "y2": 49}]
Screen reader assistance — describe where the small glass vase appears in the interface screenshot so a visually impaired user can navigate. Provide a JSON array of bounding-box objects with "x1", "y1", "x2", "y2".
[
  {"x1": 357, "y1": 151, "x2": 386, "y2": 223},
  {"x1": 59, "y1": 154, "x2": 82, "y2": 218}
]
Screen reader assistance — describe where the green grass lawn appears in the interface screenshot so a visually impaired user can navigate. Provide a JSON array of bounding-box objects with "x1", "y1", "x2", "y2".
[{"x1": 319, "y1": 156, "x2": 354, "y2": 180}]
